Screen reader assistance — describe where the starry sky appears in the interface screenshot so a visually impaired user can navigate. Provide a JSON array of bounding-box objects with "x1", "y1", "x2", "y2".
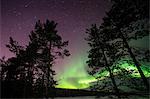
[
  {"x1": 1, "y1": 0, "x2": 111, "y2": 88},
  {"x1": 1, "y1": 0, "x2": 149, "y2": 89}
]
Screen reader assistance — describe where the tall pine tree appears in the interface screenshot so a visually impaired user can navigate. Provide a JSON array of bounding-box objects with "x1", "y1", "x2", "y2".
[
  {"x1": 85, "y1": 24, "x2": 120, "y2": 97},
  {"x1": 2, "y1": 20, "x2": 70, "y2": 98},
  {"x1": 100, "y1": 0, "x2": 149, "y2": 90},
  {"x1": 29, "y1": 20, "x2": 70, "y2": 98}
]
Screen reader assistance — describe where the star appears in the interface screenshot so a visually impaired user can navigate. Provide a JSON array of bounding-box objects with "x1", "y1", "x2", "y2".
[
  {"x1": 24, "y1": 0, "x2": 33, "y2": 8},
  {"x1": 1, "y1": 0, "x2": 111, "y2": 89}
]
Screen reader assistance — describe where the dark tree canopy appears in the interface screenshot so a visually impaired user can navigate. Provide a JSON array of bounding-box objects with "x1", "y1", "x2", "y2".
[
  {"x1": 100, "y1": 0, "x2": 149, "y2": 90},
  {"x1": 85, "y1": 0, "x2": 149, "y2": 95},
  {"x1": 0, "y1": 20, "x2": 70, "y2": 98}
]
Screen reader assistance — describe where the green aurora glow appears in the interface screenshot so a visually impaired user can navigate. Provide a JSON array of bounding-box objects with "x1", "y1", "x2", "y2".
[
  {"x1": 56, "y1": 37, "x2": 150, "y2": 89},
  {"x1": 56, "y1": 54, "x2": 97, "y2": 89},
  {"x1": 56, "y1": 57, "x2": 150, "y2": 89}
]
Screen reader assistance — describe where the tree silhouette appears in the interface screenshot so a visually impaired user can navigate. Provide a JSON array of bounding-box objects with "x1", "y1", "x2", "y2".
[
  {"x1": 1, "y1": 20, "x2": 70, "y2": 98},
  {"x1": 0, "y1": 56, "x2": 7, "y2": 80},
  {"x1": 85, "y1": 24, "x2": 121, "y2": 98},
  {"x1": 100, "y1": 0, "x2": 149, "y2": 90},
  {"x1": 27, "y1": 20, "x2": 70, "y2": 98},
  {"x1": 6, "y1": 37, "x2": 24, "y2": 56}
]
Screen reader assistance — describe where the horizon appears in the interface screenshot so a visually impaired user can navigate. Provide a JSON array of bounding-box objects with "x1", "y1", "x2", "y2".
[{"x1": 1, "y1": 0, "x2": 149, "y2": 90}]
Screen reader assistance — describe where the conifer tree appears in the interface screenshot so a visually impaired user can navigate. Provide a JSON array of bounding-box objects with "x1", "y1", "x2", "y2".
[
  {"x1": 85, "y1": 24, "x2": 120, "y2": 97},
  {"x1": 100, "y1": 0, "x2": 149, "y2": 90},
  {"x1": 2, "y1": 20, "x2": 70, "y2": 98},
  {"x1": 29, "y1": 20, "x2": 70, "y2": 98}
]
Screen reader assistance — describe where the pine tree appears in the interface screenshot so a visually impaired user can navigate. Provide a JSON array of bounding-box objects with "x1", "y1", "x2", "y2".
[
  {"x1": 0, "y1": 56, "x2": 7, "y2": 80},
  {"x1": 29, "y1": 20, "x2": 70, "y2": 98},
  {"x1": 3, "y1": 20, "x2": 70, "y2": 98},
  {"x1": 6, "y1": 37, "x2": 24, "y2": 56},
  {"x1": 3, "y1": 38, "x2": 24, "y2": 81},
  {"x1": 85, "y1": 24, "x2": 120, "y2": 97},
  {"x1": 100, "y1": 0, "x2": 149, "y2": 90}
]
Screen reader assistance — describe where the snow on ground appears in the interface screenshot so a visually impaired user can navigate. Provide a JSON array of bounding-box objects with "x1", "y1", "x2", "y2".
[{"x1": 54, "y1": 95, "x2": 149, "y2": 99}]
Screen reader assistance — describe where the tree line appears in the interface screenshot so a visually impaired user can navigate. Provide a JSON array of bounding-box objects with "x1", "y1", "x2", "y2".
[
  {"x1": 0, "y1": 20, "x2": 70, "y2": 98},
  {"x1": 0, "y1": 0, "x2": 149, "y2": 98},
  {"x1": 85, "y1": 0, "x2": 149, "y2": 98}
]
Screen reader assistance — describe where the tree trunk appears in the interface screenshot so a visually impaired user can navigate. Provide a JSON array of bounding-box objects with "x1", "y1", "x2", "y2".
[
  {"x1": 120, "y1": 32, "x2": 149, "y2": 90},
  {"x1": 95, "y1": 32, "x2": 121, "y2": 97},
  {"x1": 23, "y1": 75, "x2": 26, "y2": 98},
  {"x1": 94, "y1": 28, "x2": 121, "y2": 98},
  {"x1": 102, "y1": 48, "x2": 121, "y2": 98},
  {"x1": 46, "y1": 41, "x2": 52, "y2": 98}
]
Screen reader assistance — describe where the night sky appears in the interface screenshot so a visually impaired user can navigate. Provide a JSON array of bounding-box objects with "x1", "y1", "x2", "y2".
[
  {"x1": 1, "y1": 0, "x2": 149, "y2": 89},
  {"x1": 1, "y1": 0, "x2": 111, "y2": 88}
]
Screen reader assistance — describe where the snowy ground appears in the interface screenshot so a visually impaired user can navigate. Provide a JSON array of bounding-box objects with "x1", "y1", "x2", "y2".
[{"x1": 54, "y1": 95, "x2": 149, "y2": 99}]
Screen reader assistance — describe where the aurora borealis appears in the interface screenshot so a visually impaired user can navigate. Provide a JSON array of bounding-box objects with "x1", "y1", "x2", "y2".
[
  {"x1": 1, "y1": 0, "x2": 149, "y2": 90},
  {"x1": 56, "y1": 54, "x2": 97, "y2": 89},
  {"x1": 1, "y1": 0, "x2": 111, "y2": 89}
]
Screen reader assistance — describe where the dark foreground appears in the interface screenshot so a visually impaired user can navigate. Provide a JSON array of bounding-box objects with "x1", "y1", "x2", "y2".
[{"x1": 1, "y1": 81, "x2": 149, "y2": 98}]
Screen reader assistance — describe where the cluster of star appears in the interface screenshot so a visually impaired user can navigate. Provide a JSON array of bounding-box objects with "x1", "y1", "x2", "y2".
[{"x1": 2, "y1": 0, "x2": 110, "y2": 89}]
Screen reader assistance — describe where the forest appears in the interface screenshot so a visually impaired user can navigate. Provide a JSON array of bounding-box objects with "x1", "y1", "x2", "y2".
[{"x1": 0, "y1": 0, "x2": 149, "y2": 99}]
